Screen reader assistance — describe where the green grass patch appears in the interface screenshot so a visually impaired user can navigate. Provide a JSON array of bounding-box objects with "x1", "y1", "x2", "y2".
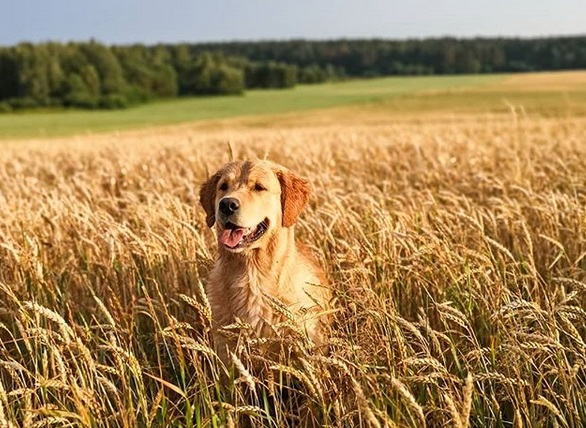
[{"x1": 0, "y1": 74, "x2": 499, "y2": 139}]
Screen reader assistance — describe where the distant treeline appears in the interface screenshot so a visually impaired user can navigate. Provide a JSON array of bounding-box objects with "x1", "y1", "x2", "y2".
[
  {"x1": 0, "y1": 36, "x2": 585, "y2": 111},
  {"x1": 0, "y1": 42, "x2": 312, "y2": 111},
  {"x1": 192, "y1": 36, "x2": 586, "y2": 76}
]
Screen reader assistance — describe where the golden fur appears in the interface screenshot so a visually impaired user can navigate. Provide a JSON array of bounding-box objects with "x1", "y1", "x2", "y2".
[{"x1": 199, "y1": 160, "x2": 329, "y2": 364}]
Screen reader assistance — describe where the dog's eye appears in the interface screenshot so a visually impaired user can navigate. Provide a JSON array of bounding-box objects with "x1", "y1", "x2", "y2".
[
  {"x1": 253, "y1": 183, "x2": 267, "y2": 192},
  {"x1": 219, "y1": 182, "x2": 228, "y2": 191}
]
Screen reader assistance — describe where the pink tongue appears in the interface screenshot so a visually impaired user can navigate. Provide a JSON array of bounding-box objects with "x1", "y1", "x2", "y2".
[{"x1": 219, "y1": 228, "x2": 246, "y2": 248}]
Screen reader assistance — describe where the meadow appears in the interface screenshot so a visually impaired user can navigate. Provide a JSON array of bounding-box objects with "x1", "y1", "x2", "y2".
[
  {"x1": 1, "y1": 74, "x2": 498, "y2": 139},
  {"x1": 1, "y1": 71, "x2": 586, "y2": 427}
]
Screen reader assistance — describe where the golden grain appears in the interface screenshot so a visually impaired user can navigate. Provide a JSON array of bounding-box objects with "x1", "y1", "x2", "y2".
[
  {"x1": 0, "y1": 109, "x2": 585, "y2": 427},
  {"x1": 389, "y1": 377, "x2": 426, "y2": 427}
]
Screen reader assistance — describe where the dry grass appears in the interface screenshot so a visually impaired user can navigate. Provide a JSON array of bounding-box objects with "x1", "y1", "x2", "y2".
[
  {"x1": 489, "y1": 70, "x2": 586, "y2": 91},
  {"x1": 1, "y1": 109, "x2": 586, "y2": 427}
]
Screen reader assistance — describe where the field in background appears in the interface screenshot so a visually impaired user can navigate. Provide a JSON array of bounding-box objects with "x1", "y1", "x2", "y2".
[
  {"x1": 1, "y1": 72, "x2": 586, "y2": 427},
  {"x1": 2, "y1": 71, "x2": 586, "y2": 140},
  {"x1": 0, "y1": 74, "x2": 500, "y2": 139}
]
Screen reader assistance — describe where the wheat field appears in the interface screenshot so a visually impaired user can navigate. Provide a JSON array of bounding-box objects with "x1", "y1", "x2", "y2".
[{"x1": 1, "y1": 106, "x2": 586, "y2": 427}]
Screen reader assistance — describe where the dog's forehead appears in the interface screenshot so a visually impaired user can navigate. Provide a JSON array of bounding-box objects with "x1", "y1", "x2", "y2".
[
  {"x1": 247, "y1": 162, "x2": 279, "y2": 184},
  {"x1": 224, "y1": 161, "x2": 278, "y2": 185},
  {"x1": 219, "y1": 162, "x2": 240, "y2": 182}
]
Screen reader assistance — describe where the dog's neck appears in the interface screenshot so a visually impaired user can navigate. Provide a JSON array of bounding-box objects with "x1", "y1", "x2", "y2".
[{"x1": 215, "y1": 226, "x2": 297, "y2": 330}]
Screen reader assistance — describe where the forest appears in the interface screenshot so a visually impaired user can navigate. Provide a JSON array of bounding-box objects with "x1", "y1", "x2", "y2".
[{"x1": 0, "y1": 35, "x2": 584, "y2": 111}]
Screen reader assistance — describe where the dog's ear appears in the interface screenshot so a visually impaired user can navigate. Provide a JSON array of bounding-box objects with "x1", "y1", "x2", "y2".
[
  {"x1": 199, "y1": 171, "x2": 222, "y2": 228},
  {"x1": 276, "y1": 170, "x2": 311, "y2": 227}
]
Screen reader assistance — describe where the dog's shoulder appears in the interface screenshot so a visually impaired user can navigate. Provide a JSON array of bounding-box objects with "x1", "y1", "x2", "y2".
[{"x1": 295, "y1": 241, "x2": 327, "y2": 286}]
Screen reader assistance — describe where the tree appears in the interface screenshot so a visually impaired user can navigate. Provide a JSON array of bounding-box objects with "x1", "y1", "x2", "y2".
[
  {"x1": 0, "y1": 48, "x2": 19, "y2": 100},
  {"x1": 246, "y1": 62, "x2": 297, "y2": 88},
  {"x1": 151, "y1": 64, "x2": 178, "y2": 97},
  {"x1": 14, "y1": 43, "x2": 51, "y2": 105},
  {"x1": 211, "y1": 65, "x2": 244, "y2": 95},
  {"x1": 299, "y1": 64, "x2": 328, "y2": 84},
  {"x1": 81, "y1": 65, "x2": 101, "y2": 98},
  {"x1": 80, "y1": 41, "x2": 126, "y2": 95},
  {"x1": 63, "y1": 72, "x2": 97, "y2": 108}
]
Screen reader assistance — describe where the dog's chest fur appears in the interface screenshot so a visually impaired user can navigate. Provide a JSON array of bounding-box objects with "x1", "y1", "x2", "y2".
[
  {"x1": 232, "y1": 265, "x2": 274, "y2": 330},
  {"x1": 209, "y1": 260, "x2": 280, "y2": 334}
]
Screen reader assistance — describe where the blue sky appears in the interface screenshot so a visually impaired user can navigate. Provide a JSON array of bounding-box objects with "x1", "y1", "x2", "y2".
[{"x1": 1, "y1": 0, "x2": 584, "y2": 46}]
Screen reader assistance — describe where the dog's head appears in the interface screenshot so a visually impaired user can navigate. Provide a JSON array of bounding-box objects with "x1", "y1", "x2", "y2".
[{"x1": 199, "y1": 160, "x2": 311, "y2": 252}]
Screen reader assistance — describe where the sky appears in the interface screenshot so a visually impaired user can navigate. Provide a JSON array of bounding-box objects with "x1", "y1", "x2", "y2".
[{"x1": 1, "y1": 0, "x2": 585, "y2": 46}]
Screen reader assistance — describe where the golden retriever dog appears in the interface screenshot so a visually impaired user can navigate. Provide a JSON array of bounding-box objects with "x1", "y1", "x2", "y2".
[{"x1": 199, "y1": 160, "x2": 330, "y2": 365}]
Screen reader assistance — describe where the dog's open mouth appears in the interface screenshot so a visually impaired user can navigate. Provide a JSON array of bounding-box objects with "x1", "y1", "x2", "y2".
[{"x1": 219, "y1": 219, "x2": 269, "y2": 249}]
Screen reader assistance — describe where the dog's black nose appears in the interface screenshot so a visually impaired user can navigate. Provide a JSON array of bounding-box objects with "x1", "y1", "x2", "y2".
[{"x1": 219, "y1": 197, "x2": 240, "y2": 216}]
